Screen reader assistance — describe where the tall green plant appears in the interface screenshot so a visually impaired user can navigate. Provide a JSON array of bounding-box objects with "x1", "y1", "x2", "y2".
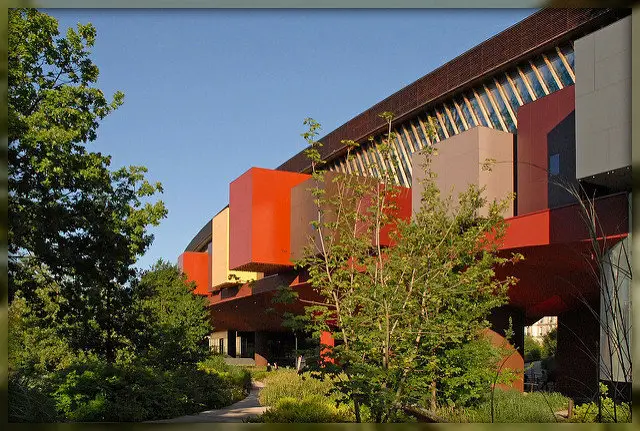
[{"x1": 287, "y1": 115, "x2": 522, "y2": 422}]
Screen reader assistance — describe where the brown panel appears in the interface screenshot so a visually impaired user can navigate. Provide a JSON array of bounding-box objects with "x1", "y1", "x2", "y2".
[
  {"x1": 290, "y1": 172, "x2": 411, "y2": 261},
  {"x1": 412, "y1": 126, "x2": 514, "y2": 218}
]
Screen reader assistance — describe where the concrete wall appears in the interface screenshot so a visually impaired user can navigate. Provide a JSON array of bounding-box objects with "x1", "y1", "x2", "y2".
[
  {"x1": 411, "y1": 126, "x2": 514, "y2": 218},
  {"x1": 575, "y1": 16, "x2": 631, "y2": 186}
]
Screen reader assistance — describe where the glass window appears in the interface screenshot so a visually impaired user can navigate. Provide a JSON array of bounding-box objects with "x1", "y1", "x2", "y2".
[
  {"x1": 457, "y1": 97, "x2": 477, "y2": 127},
  {"x1": 549, "y1": 153, "x2": 560, "y2": 175},
  {"x1": 362, "y1": 145, "x2": 377, "y2": 177},
  {"x1": 560, "y1": 44, "x2": 574, "y2": 71},
  {"x1": 489, "y1": 83, "x2": 515, "y2": 132},
  {"x1": 523, "y1": 63, "x2": 546, "y2": 98},
  {"x1": 498, "y1": 76, "x2": 520, "y2": 110},
  {"x1": 535, "y1": 57, "x2": 559, "y2": 93},
  {"x1": 549, "y1": 50, "x2": 574, "y2": 86},
  {"x1": 509, "y1": 70, "x2": 533, "y2": 104},
  {"x1": 399, "y1": 126, "x2": 415, "y2": 154},
  {"x1": 412, "y1": 120, "x2": 428, "y2": 149},
  {"x1": 428, "y1": 110, "x2": 446, "y2": 141},
  {"x1": 394, "y1": 137, "x2": 410, "y2": 185},
  {"x1": 468, "y1": 94, "x2": 488, "y2": 127},
  {"x1": 479, "y1": 89, "x2": 500, "y2": 129},
  {"x1": 438, "y1": 108, "x2": 456, "y2": 137},
  {"x1": 397, "y1": 133, "x2": 411, "y2": 167},
  {"x1": 449, "y1": 102, "x2": 467, "y2": 132}
]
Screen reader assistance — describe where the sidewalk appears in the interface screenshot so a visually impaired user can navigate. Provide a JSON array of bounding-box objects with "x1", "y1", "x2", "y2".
[{"x1": 150, "y1": 381, "x2": 267, "y2": 423}]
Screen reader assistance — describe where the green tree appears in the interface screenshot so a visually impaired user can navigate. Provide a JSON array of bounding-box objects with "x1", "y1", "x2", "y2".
[
  {"x1": 288, "y1": 115, "x2": 522, "y2": 422},
  {"x1": 129, "y1": 261, "x2": 213, "y2": 369},
  {"x1": 8, "y1": 9, "x2": 167, "y2": 362},
  {"x1": 524, "y1": 335, "x2": 543, "y2": 362},
  {"x1": 541, "y1": 328, "x2": 557, "y2": 358}
]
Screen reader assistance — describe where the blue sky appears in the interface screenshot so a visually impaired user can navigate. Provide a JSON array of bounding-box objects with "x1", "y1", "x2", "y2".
[{"x1": 47, "y1": 9, "x2": 535, "y2": 270}]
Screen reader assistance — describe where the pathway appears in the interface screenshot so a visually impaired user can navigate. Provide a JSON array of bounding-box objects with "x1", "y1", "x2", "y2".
[{"x1": 149, "y1": 381, "x2": 267, "y2": 423}]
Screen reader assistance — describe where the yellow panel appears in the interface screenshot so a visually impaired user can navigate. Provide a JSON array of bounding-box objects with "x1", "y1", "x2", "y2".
[{"x1": 211, "y1": 207, "x2": 261, "y2": 289}]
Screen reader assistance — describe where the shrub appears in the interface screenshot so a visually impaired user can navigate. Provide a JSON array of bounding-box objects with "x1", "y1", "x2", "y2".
[
  {"x1": 569, "y1": 383, "x2": 631, "y2": 423},
  {"x1": 251, "y1": 396, "x2": 354, "y2": 423},
  {"x1": 259, "y1": 369, "x2": 336, "y2": 407},
  {"x1": 48, "y1": 357, "x2": 252, "y2": 422},
  {"x1": 244, "y1": 365, "x2": 271, "y2": 382}
]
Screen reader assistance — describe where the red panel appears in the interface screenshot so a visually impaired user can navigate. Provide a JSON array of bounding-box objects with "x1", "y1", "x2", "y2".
[
  {"x1": 229, "y1": 167, "x2": 310, "y2": 273},
  {"x1": 320, "y1": 331, "x2": 335, "y2": 365},
  {"x1": 502, "y1": 210, "x2": 550, "y2": 249},
  {"x1": 379, "y1": 185, "x2": 412, "y2": 246},
  {"x1": 178, "y1": 251, "x2": 210, "y2": 296},
  {"x1": 516, "y1": 85, "x2": 575, "y2": 215},
  {"x1": 229, "y1": 169, "x2": 254, "y2": 273},
  {"x1": 501, "y1": 192, "x2": 628, "y2": 250}
]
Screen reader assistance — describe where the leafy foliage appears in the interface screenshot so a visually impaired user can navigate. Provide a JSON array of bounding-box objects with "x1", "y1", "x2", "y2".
[
  {"x1": 282, "y1": 116, "x2": 522, "y2": 422},
  {"x1": 9, "y1": 8, "x2": 167, "y2": 362},
  {"x1": 569, "y1": 383, "x2": 631, "y2": 423},
  {"x1": 524, "y1": 335, "x2": 543, "y2": 362},
  {"x1": 48, "y1": 356, "x2": 250, "y2": 422},
  {"x1": 541, "y1": 328, "x2": 557, "y2": 358},
  {"x1": 130, "y1": 260, "x2": 213, "y2": 369}
]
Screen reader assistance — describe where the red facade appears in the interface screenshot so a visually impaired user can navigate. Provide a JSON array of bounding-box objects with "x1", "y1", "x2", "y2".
[
  {"x1": 229, "y1": 167, "x2": 311, "y2": 274},
  {"x1": 178, "y1": 251, "x2": 210, "y2": 296},
  {"x1": 516, "y1": 85, "x2": 575, "y2": 215}
]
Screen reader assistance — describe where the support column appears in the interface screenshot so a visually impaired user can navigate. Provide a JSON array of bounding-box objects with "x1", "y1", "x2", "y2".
[
  {"x1": 556, "y1": 298, "x2": 599, "y2": 402},
  {"x1": 254, "y1": 331, "x2": 268, "y2": 367}
]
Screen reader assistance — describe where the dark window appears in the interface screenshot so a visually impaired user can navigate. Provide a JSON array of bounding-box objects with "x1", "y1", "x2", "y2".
[{"x1": 549, "y1": 153, "x2": 560, "y2": 176}]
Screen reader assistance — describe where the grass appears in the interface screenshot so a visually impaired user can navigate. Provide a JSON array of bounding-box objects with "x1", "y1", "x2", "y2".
[
  {"x1": 258, "y1": 369, "x2": 338, "y2": 407},
  {"x1": 250, "y1": 368, "x2": 573, "y2": 423},
  {"x1": 439, "y1": 389, "x2": 571, "y2": 423},
  {"x1": 247, "y1": 369, "x2": 355, "y2": 423}
]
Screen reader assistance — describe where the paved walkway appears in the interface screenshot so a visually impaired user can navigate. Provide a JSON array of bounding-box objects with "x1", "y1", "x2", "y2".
[{"x1": 150, "y1": 381, "x2": 267, "y2": 423}]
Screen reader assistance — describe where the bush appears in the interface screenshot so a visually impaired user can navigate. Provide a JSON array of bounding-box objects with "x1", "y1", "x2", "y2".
[
  {"x1": 244, "y1": 365, "x2": 271, "y2": 382},
  {"x1": 250, "y1": 396, "x2": 354, "y2": 423},
  {"x1": 440, "y1": 389, "x2": 570, "y2": 423},
  {"x1": 569, "y1": 383, "x2": 631, "y2": 423},
  {"x1": 258, "y1": 369, "x2": 336, "y2": 407},
  {"x1": 46, "y1": 356, "x2": 251, "y2": 422}
]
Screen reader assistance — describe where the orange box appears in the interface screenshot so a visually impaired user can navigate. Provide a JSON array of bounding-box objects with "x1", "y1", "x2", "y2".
[
  {"x1": 229, "y1": 167, "x2": 310, "y2": 274},
  {"x1": 178, "y1": 251, "x2": 210, "y2": 296}
]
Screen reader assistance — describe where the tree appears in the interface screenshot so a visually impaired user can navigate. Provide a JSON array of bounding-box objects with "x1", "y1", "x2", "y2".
[
  {"x1": 524, "y1": 335, "x2": 543, "y2": 362},
  {"x1": 129, "y1": 261, "x2": 213, "y2": 369},
  {"x1": 288, "y1": 115, "x2": 522, "y2": 422},
  {"x1": 8, "y1": 9, "x2": 167, "y2": 362}
]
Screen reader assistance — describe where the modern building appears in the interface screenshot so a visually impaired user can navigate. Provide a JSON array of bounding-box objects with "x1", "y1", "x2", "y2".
[{"x1": 179, "y1": 8, "x2": 632, "y2": 402}]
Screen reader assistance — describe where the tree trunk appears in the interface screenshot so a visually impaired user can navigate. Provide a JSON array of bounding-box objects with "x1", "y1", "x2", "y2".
[
  {"x1": 353, "y1": 397, "x2": 361, "y2": 423},
  {"x1": 430, "y1": 380, "x2": 437, "y2": 411}
]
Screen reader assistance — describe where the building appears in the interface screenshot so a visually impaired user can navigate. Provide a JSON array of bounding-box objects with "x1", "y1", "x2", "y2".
[
  {"x1": 525, "y1": 316, "x2": 558, "y2": 341},
  {"x1": 179, "y1": 8, "x2": 632, "y2": 401}
]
